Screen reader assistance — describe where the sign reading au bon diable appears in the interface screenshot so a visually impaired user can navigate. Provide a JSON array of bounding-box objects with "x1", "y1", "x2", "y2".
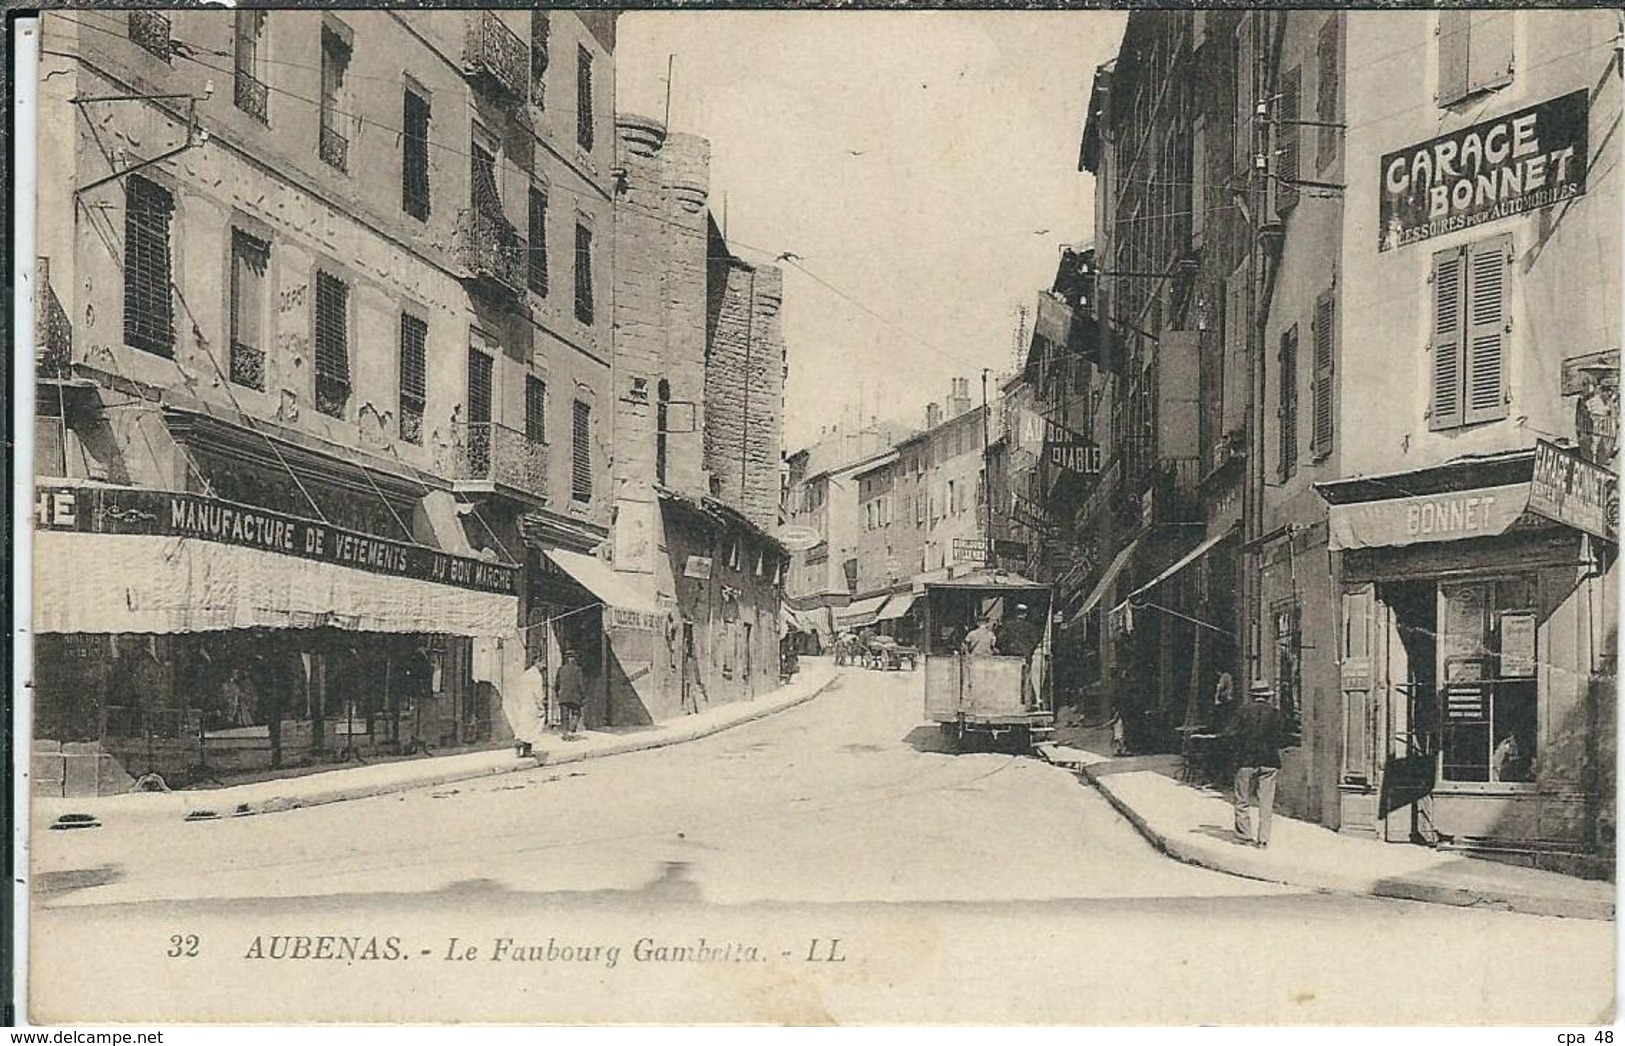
[
  {"x1": 1529, "y1": 439, "x2": 1618, "y2": 542},
  {"x1": 1379, "y1": 90, "x2": 1588, "y2": 251}
]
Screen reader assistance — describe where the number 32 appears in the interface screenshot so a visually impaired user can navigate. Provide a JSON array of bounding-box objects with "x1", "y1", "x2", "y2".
[{"x1": 167, "y1": 934, "x2": 200, "y2": 958}]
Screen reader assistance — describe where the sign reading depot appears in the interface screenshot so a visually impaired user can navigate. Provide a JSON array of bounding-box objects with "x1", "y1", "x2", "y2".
[
  {"x1": 35, "y1": 485, "x2": 518, "y2": 595},
  {"x1": 1379, "y1": 90, "x2": 1588, "y2": 251}
]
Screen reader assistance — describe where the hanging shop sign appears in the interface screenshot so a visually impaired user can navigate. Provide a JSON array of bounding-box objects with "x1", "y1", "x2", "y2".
[
  {"x1": 34, "y1": 485, "x2": 517, "y2": 594},
  {"x1": 1046, "y1": 439, "x2": 1103, "y2": 476},
  {"x1": 1528, "y1": 439, "x2": 1619, "y2": 542},
  {"x1": 992, "y1": 539, "x2": 1029, "y2": 562},
  {"x1": 952, "y1": 538, "x2": 989, "y2": 564},
  {"x1": 1379, "y1": 90, "x2": 1588, "y2": 252},
  {"x1": 683, "y1": 555, "x2": 713, "y2": 579}
]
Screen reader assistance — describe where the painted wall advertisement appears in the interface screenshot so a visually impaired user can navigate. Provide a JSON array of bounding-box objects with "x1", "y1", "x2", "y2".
[{"x1": 1379, "y1": 90, "x2": 1588, "y2": 251}]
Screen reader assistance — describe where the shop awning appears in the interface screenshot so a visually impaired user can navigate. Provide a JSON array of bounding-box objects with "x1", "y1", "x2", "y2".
[
  {"x1": 835, "y1": 594, "x2": 890, "y2": 629},
  {"x1": 543, "y1": 549, "x2": 663, "y2": 628},
  {"x1": 1068, "y1": 536, "x2": 1142, "y2": 625},
  {"x1": 1111, "y1": 526, "x2": 1237, "y2": 616},
  {"x1": 876, "y1": 591, "x2": 917, "y2": 621},
  {"x1": 33, "y1": 531, "x2": 517, "y2": 637}
]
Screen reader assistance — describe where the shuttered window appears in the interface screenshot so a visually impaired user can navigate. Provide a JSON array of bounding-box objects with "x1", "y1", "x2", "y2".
[
  {"x1": 1439, "y1": 11, "x2": 1514, "y2": 107},
  {"x1": 525, "y1": 374, "x2": 546, "y2": 445},
  {"x1": 527, "y1": 187, "x2": 549, "y2": 296},
  {"x1": 1274, "y1": 66, "x2": 1301, "y2": 214},
  {"x1": 574, "y1": 222, "x2": 595, "y2": 324},
  {"x1": 530, "y1": 12, "x2": 550, "y2": 108},
  {"x1": 398, "y1": 314, "x2": 427, "y2": 445},
  {"x1": 228, "y1": 229, "x2": 269, "y2": 390},
  {"x1": 571, "y1": 399, "x2": 592, "y2": 502},
  {"x1": 576, "y1": 45, "x2": 595, "y2": 151},
  {"x1": 402, "y1": 88, "x2": 431, "y2": 221},
  {"x1": 123, "y1": 175, "x2": 174, "y2": 357},
  {"x1": 467, "y1": 347, "x2": 493, "y2": 425},
  {"x1": 1431, "y1": 235, "x2": 1510, "y2": 429},
  {"x1": 1277, "y1": 323, "x2": 1298, "y2": 481},
  {"x1": 1309, "y1": 290, "x2": 1335, "y2": 457},
  {"x1": 313, "y1": 271, "x2": 350, "y2": 417},
  {"x1": 1316, "y1": 15, "x2": 1340, "y2": 170}
]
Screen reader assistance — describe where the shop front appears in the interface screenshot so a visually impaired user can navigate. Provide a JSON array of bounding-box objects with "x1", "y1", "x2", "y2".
[
  {"x1": 31, "y1": 483, "x2": 519, "y2": 795},
  {"x1": 1320, "y1": 450, "x2": 1616, "y2": 867}
]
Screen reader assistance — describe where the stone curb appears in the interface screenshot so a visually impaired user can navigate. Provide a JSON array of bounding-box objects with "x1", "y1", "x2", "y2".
[
  {"x1": 46, "y1": 669, "x2": 841, "y2": 826},
  {"x1": 1041, "y1": 748, "x2": 1614, "y2": 922}
]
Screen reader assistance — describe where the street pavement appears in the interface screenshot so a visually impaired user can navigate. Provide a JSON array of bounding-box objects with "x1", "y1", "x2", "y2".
[{"x1": 27, "y1": 664, "x2": 1616, "y2": 1025}]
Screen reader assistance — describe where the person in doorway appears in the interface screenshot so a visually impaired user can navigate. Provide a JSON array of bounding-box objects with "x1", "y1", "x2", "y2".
[
  {"x1": 555, "y1": 649, "x2": 587, "y2": 741},
  {"x1": 962, "y1": 616, "x2": 998, "y2": 657},
  {"x1": 1227, "y1": 680, "x2": 1285, "y2": 848}
]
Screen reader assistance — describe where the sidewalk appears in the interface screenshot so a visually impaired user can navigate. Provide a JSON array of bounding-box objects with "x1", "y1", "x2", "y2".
[
  {"x1": 1037, "y1": 741, "x2": 1615, "y2": 921},
  {"x1": 35, "y1": 661, "x2": 840, "y2": 828}
]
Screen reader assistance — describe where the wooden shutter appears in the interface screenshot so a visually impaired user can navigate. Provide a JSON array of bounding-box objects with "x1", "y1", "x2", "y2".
[
  {"x1": 1340, "y1": 583, "x2": 1378, "y2": 785},
  {"x1": 525, "y1": 374, "x2": 546, "y2": 444},
  {"x1": 398, "y1": 313, "x2": 427, "y2": 444},
  {"x1": 527, "y1": 187, "x2": 548, "y2": 295},
  {"x1": 123, "y1": 175, "x2": 175, "y2": 356},
  {"x1": 1274, "y1": 66, "x2": 1300, "y2": 213},
  {"x1": 313, "y1": 271, "x2": 350, "y2": 417},
  {"x1": 466, "y1": 346, "x2": 493, "y2": 425},
  {"x1": 1277, "y1": 324, "x2": 1298, "y2": 480},
  {"x1": 1310, "y1": 290, "x2": 1335, "y2": 456},
  {"x1": 571, "y1": 399, "x2": 592, "y2": 502},
  {"x1": 1437, "y1": 10, "x2": 1470, "y2": 106},
  {"x1": 1429, "y1": 245, "x2": 1467, "y2": 430},
  {"x1": 1316, "y1": 15, "x2": 1340, "y2": 170},
  {"x1": 1464, "y1": 234, "x2": 1511, "y2": 424},
  {"x1": 1466, "y1": 11, "x2": 1514, "y2": 96}
]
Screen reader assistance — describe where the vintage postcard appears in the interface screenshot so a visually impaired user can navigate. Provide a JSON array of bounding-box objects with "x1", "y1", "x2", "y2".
[{"x1": 16, "y1": 5, "x2": 1619, "y2": 1027}]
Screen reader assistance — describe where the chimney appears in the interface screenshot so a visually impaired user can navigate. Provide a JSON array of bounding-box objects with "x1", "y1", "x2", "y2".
[
  {"x1": 946, "y1": 377, "x2": 973, "y2": 418},
  {"x1": 926, "y1": 401, "x2": 943, "y2": 430}
]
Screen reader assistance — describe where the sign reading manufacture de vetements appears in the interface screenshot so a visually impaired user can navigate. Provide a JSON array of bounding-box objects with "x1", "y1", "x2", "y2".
[
  {"x1": 34, "y1": 485, "x2": 517, "y2": 594},
  {"x1": 1379, "y1": 90, "x2": 1588, "y2": 251}
]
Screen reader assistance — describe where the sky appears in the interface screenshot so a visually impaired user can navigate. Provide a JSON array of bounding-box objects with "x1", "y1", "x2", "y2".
[{"x1": 616, "y1": 11, "x2": 1128, "y2": 452}]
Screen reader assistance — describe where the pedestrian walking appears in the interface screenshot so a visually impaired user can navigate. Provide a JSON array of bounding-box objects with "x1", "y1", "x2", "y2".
[
  {"x1": 555, "y1": 649, "x2": 588, "y2": 740},
  {"x1": 1227, "y1": 680, "x2": 1285, "y2": 848}
]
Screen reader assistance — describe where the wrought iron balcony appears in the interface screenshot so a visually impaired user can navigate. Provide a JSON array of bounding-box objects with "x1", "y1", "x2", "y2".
[
  {"x1": 456, "y1": 206, "x2": 526, "y2": 300},
  {"x1": 229, "y1": 340, "x2": 265, "y2": 391},
  {"x1": 127, "y1": 11, "x2": 171, "y2": 60},
  {"x1": 35, "y1": 258, "x2": 72, "y2": 381},
  {"x1": 465, "y1": 11, "x2": 529, "y2": 103},
  {"x1": 452, "y1": 421, "x2": 549, "y2": 503},
  {"x1": 319, "y1": 122, "x2": 348, "y2": 172},
  {"x1": 235, "y1": 69, "x2": 269, "y2": 123}
]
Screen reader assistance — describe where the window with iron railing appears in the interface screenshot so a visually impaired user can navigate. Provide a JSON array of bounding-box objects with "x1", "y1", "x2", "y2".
[
  {"x1": 123, "y1": 175, "x2": 174, "y2": 357},
  {"x1": 233, "y1": 11, "x2": 268, "y2": 122},
  {"x1": 571, "y1": 399, "x2": 592, "y2": 502},
  {"x1": 228, "y1": 229, "x2": 269, "y2": 390},
  {"x1": 128, "y1": 11, "x2": 171, "y2": 61},
  {"x1": 313, "y1": 271, "x2": 351, "y2": 417},
  {"x1": 319, "y1": 26, "x2": 351, "y2": 172},
  {"x1": 398, "y1": 313, "x2": 427, "y2": 445},
  {"x1": 402, "y1": 88, "x2": 431, "y2": 221}
]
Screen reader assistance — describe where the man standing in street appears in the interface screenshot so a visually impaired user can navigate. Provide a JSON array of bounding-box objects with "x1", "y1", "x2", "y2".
[
  {"x1": 1228, "y1": 680, "x2": 1285, "y2": 848},
  {"x1": 997, "y1": 604, "x2": 1042, "y2": 708},
  {"x1": 555, "y1": 649, "x2": 587, "y2": 741}
]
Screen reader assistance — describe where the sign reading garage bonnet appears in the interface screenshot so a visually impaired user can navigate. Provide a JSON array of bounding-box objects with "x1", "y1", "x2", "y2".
[{"x1": 1379, "y1": 90, "x2": 1589, "y2": 251}]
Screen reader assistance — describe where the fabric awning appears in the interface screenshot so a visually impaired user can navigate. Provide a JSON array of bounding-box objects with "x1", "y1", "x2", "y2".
[
  {"x1": 1111, "y1": 526, "x2": 1237, "y2": 616},
  {"x1": 835, "y1": 594, "x2": 889, "y2": 629},
  {"x1": 1068, "y1": 536, "x2": 1142, "y2": 625},
  {"x1": 543, "y1": 549, "x2": 663, "y2": 628},
  {"x1": 876, "y1": 591, "x2": 917, "y2": 621},
  {"x1": 33, "y1": 531, "x2": 517, "y2": 637},
  {"x1": 1325, "y1": 482, "x2": 1538, "y2": 551}
]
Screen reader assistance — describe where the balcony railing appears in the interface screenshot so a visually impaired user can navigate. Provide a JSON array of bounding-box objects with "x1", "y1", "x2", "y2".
[
  {"x1": 235, "y1": 69, "x2": 269, "y2": 123},
  {"x1": 456, "y1": 207, "x2": 526, "y2": 299},
  {"x1": 319, "y1": 121, "x2": 348, "y2": 172},
  {"x1": 229, "y1": 340, "x2": 265, "y2": 391},
  {"x1": 35, "y1": 258, "x2": 72, "y2": 380},
  {"x1": 127, "y1": 11, "x2": 171, "y2": 60},
  {"x1": 465, "y1": 11, "x2": 529, "y2": 103},
  {"x1": 452, "y1": 421, "x2": 548, "y2": 502}
]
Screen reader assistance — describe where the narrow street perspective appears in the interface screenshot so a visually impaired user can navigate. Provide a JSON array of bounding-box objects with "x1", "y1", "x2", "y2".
[{"x1": 30, "y1": 663, "x2": 1615, "y2": 1024}]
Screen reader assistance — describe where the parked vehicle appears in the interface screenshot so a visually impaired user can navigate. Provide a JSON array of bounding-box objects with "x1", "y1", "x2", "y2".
[{"x1": 921, "y1": 572, "x2": 1054, "y2": 751}]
